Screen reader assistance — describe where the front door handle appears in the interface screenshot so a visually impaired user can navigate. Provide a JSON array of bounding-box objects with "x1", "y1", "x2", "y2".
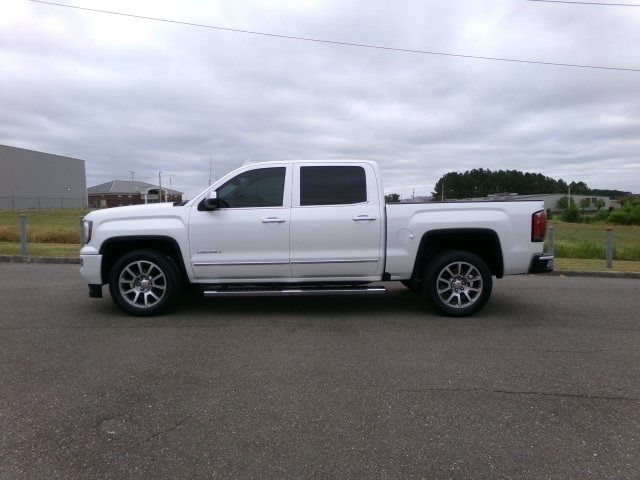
[
  {"x1": 262, "y1": 217, "x2": 286, "y2": 223},
  {"x1": 353, "y1": 215, "x2": 377, "y2": 222}
]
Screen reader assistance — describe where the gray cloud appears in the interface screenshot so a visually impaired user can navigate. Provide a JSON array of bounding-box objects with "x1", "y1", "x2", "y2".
[{"x1": 1, "y1": 0, "x2": 639, "y2": 199}]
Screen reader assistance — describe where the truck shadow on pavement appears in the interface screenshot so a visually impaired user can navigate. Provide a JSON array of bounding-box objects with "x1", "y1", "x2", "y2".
[{"x1": 88, "y1": 285, "x2": 527, "y2": 326}]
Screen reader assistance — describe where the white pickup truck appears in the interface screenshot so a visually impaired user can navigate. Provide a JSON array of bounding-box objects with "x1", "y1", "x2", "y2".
[{"x1": 80, "y1": 160, "x2": 552, "y2": 317}]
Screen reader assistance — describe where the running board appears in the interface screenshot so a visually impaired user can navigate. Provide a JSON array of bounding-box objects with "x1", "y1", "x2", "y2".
[{"x1": 203, "y1": 286, "x2": 387, "y2": 298}]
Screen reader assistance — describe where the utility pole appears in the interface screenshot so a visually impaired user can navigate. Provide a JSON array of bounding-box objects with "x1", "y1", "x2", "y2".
[
  {"x1": 128, "y1": 170, "x2": 135, "y2": 181},
  {"x1": 209, "y1": 155, "x2": 212, "y2": 186},
  {"x1": 412, "y1": 188, "x2": 415, "y2": 203},
  {"x1": 158, "y1": 171, "x2": 163, "y2": 203}
]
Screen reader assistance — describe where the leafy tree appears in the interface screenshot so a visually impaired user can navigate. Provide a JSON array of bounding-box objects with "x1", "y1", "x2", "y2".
[
  {"x1": 608, "y1": 199, "x2": 640, "y2": 225},
  {"x1": 590, "y1": 189, "x2": 632, "y2": 199},
  {"x1": 557, "y1": 196, "x2": 569, "y2": 210},
  {"x1": 569, "y1": 181, "x2": 589, "y2": 195},
  {"x1": 561, "y1": 198, "x2": 581, "y2": 222},
  {"x1": 385, "y1": 193, "x2": 400, "y2": 203},
  {"x1": 579, "y1": 197, "x2": 591, "y2": 212},
  {"x1": 432, "y1": 169, "x2": 589, "y2": 200}
]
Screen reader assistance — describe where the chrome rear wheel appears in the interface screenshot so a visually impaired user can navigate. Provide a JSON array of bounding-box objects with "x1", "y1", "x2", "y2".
[
  {"x1": 425, "y1": 250, "x2": 492, "y2": 317},
  {"x1": 435, "y1": 261, "x2": 483, "y2": 309}
]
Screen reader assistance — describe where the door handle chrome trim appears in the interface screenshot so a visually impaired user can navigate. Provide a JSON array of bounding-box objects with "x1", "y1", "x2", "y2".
[
  {"x1": 352, "y1": 215, "x2": 377, "y2": 221},
  {"x1": 261, "y1": 217, "x2": 286, "y2": 223}
]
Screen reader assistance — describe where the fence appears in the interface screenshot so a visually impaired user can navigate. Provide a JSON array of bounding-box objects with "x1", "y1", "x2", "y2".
[
  {"x1": 10, "y1": 216, "x2": 620, "y2": 269},
  {"x1": 546, "y1": 226, "x2": 616, "y2": 269},
  {"x1": 14, "y1": 214, "x2": 84, "y2": 256},
  {"x1": 0, "y1": 196, "x2": 86, "y2": 211}
]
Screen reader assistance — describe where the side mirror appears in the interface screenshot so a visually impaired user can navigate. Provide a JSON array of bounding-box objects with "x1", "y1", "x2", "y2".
[{"x1": 200, "y1": 191, "x2": 220, "y2": 211}]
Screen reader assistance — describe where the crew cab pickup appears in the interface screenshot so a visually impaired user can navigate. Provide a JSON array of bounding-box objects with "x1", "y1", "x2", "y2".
[{"x1": 80, "y1": 160, "x2": 552, "y2": 316}]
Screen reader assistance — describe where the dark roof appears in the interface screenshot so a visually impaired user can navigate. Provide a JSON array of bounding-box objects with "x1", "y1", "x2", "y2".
[{"x1": 87, "y1": 180, "x2": 183, "y2": 195}]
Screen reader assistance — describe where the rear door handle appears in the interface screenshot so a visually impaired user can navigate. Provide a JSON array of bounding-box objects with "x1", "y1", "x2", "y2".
[
  {"x1": 352, "y1": 215, "x2": 377, "y2": 221},
  {"x1": 262, "y1": 217, "x2": 286, "y2": 223}
]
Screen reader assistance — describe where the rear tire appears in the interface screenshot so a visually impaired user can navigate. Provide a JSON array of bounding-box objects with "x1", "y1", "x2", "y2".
[
  {"x1": 424, "y1": 250, "x2": 492, "y2": 317},
  {"x1": 108, "y1": 249, "x2": 181, "y2": 316}
]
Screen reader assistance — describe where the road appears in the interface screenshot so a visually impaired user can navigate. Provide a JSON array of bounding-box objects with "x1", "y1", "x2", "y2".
[{"x1": 1, "y1": 263, "x2": 639, "y2": 479}]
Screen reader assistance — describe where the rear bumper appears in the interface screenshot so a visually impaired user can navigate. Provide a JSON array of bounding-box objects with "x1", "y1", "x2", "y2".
[{"x1": 529, "y1": 253, "x2": 554, "y2": 274}]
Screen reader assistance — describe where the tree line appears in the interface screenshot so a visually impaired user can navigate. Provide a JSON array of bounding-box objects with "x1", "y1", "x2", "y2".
[{"x1": 431, "y1": 169, "x2": 594, "y2": 200}]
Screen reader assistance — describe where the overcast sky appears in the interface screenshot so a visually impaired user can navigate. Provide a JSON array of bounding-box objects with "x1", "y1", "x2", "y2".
[{"x1": 2, "y1": 0, "x2": 639, "y2": 199}]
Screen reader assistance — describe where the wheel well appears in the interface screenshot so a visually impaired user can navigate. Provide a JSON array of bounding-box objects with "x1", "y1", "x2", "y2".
[
  {"x1": 99, "y1": 236, "x2": 188, "y2": 285},
  {"x1": 411, "y1": 229, "x2": 504, "y2": 282}
]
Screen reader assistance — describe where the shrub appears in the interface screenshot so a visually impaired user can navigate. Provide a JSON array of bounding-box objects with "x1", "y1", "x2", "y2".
[
  {"x1": 595, "y1": 210, "x2": 609, "y2": 222},
  {"x1": 608, "y1": 200, "x2": 640, "y2": 225},
  {"x1": 561, "y1": 201, "x2": 581, "y2": 222}
]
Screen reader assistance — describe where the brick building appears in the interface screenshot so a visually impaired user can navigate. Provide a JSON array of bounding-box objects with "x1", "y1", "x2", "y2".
[{"x1": 87, "y1": 180, "x2": 183, "y2": 208}]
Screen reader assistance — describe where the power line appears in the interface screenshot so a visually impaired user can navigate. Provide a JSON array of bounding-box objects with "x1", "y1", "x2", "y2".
[
  {"x1": 27, "y1": 0, "x2": 640, "y2": 73},
  {"x1": 526, "y1": 0, "x2": 640, "y2": 6}
]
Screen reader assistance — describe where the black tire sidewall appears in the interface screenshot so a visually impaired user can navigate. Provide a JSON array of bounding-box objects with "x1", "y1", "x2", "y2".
[
  {"x1": 108, "y1": 249, "x2": 180, "y2": 316},
  {"x1": 425, "y1": 250, "x2": 493, "y2": 317}
]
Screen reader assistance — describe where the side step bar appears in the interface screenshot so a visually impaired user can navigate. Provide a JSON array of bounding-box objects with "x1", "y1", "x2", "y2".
[{"x1": 203, "y1": 286, "x2": 387, "y2": 298}]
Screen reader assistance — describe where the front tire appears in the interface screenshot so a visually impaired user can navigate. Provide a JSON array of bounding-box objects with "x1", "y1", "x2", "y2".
[
  {"x1": 108, "y1": 249, "x2": 181, "y2": 316},
  {"x1": 424, "y1": 250, "x2": 492, "y2": 317}
]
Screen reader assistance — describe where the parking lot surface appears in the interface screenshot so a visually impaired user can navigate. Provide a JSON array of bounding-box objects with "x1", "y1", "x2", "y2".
[{"x1": 1, "y1": 263, "x2": 639, "y2": 479}]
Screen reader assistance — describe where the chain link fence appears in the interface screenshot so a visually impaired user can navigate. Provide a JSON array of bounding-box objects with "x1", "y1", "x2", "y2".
[{"x1": 0, "y1": 196, "x2": 86, "y2": 210}]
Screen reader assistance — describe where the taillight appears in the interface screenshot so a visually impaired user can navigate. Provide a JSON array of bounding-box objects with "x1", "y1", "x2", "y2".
[{"x1": 531, "y1": 210, "x2": 547, "y2": 242}]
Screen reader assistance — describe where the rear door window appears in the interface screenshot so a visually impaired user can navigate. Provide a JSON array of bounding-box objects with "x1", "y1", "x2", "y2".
[{"x1": 300, "y1": 166, "x2": 367, "y2": 206}]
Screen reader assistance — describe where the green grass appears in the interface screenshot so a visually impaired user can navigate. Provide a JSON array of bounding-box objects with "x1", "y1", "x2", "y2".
[
  {"x1": 0, "y1": 242, "x2": 80, "y2": 257},
  {"x1": 554, "y1": 258, "x2": 640, "y2": 273},
  {"x1": 547, "y1": 221, "x2": 640, "y2": 261},
  {"x1": 0, "y1": 209, "x2": 92, "y2": 244}
]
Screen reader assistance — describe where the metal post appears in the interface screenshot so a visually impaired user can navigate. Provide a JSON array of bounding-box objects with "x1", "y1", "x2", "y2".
[
  {"x1": 60, "y1": 197, "x2": 64, "y2": 209},
  {"x1": 37, "y1": 197, "x2": 41, "y2": 209},
  {"x1": 11, "y1": 196, "x2": 15, "y2": 212},
  {"x1": 548, "y1": 226, "x2": 555, "y2": 257},
  {"x1": 19, "y1": 214, "x2": 28, "y2": 256},
  {"x1": 606, "y1": 228, "x2": 613, "y2": 269}
]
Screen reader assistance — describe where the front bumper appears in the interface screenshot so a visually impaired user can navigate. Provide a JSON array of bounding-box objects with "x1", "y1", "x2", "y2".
[
  {"x1": 529, "y1": 253, "x2": 554, "y2": 274},
  {"x1": 79, "y1": 254, "x2": 103, "y2": 285}
]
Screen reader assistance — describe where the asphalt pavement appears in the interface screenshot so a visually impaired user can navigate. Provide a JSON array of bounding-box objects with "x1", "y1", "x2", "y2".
[{"x1": 1, "y1": 263, "x2": 639, "y2": 479}]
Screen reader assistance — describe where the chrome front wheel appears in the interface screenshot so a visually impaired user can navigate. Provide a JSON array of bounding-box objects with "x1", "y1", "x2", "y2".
[
  {"x1": 118, "y1": 260, "x2": 167, "y2": 309},
  {"x1": 109, "y1": 249, "x2": 180, "y2": 316}
]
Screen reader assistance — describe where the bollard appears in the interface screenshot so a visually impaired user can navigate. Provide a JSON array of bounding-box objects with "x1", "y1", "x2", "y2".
[
  {"x1": 606, "y1": 228, "x2": 613, "y2": 269},
  {"x1": 547, "y1": 226, "x2": 555, "y2": 257},
  {"x1": 19, "y1": 214, "x2": 28, "y2": 256}
]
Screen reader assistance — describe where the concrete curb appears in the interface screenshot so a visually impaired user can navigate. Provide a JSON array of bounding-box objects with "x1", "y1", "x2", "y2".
[
  {"x1": 541, "y1": 270, "x2": 640, "y2": 279},
  {"x1": 1, "y1": 255, "x2": 639, "y2": 279},
  {"x1": 0, "y1": 255, "x2": 80, "y2": 264}
]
